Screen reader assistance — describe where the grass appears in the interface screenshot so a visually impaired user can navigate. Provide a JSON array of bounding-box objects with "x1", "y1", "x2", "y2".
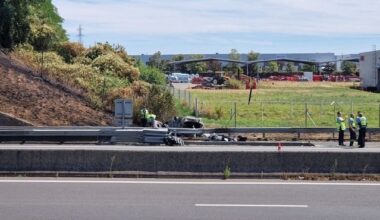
[{"x1": 176, "y1": 81, "x2": 380, "y2": 128}]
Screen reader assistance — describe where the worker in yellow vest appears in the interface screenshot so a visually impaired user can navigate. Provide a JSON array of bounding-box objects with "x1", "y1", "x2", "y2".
[
  {"x1": 336, "y1": 112, "x2": 346, "y2": 146},
  {"x1": 140, "y1": 106, "x2": 149, "y2": 127}
]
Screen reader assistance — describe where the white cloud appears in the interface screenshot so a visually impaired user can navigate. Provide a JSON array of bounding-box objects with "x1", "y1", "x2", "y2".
[{"x1": 53, "y1": 0, "x2": 380, "y2": 36}]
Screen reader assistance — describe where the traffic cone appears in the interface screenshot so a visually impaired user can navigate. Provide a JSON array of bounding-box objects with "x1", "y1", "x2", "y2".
[{"x1": 277, "y1": 143, "x2": 282, "y2": 152}]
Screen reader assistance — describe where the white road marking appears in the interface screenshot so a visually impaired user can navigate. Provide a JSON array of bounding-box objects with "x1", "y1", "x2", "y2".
[
  {"x1": 0, "y1": 179, "x2": 379, "y2": 186},
  {"x1": 195, "y1": 204, "x2": 308, "y2": 208}
]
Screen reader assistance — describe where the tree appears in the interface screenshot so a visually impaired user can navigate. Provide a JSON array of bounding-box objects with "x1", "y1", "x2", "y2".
[
  {"x1": 147, "y1": 51, "x2": 162, "y2": 69},
  {"x1": 265, "y1": 61, "x2": 279, "y2": 73},
  {"x1": 228, "y1": 49, "x2": 242, "y2": 78},
  {"x1": 207, "y1": 60, "x2": 222, "y2": 72},
  {"x1": 186, "y1": 54, "x2": 207, "y2": 74},
  {"x1": 301, "y1": 64, "x2": 314, "y2": 72},
  {"x1": 0, "y1": 0, "x2": 31, "y2": 49},
  {"x1": 171, "y1": 54, "x2": 186, "y2": 72},
  {"x1": 341, "y1": 61, "x2": 357, "y2": 75},
  {"x1": 31, "y1": 23, "x2": 56, "y2": 76},
  {"x1": 247, "y1": 50, "x2": 260, "y2": 76},
  {"x1": 286, "y1": 62, "x2": 296, "y2": 74}
]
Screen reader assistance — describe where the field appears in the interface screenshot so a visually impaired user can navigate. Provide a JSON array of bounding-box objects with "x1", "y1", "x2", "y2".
[{"x1": 174, "y1": 81, "x2": 380, "y2": 128}]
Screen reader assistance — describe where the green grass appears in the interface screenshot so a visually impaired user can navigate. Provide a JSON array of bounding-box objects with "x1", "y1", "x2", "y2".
[{"x1": 175, "y1": 81, "x2": 380, "y2": 128}]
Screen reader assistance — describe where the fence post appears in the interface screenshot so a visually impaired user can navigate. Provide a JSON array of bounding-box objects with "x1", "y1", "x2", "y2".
[
  {"x1": 261, "y1": 101, "x2": 264, "y2": 126},
  {"x1": 195, "y1": 98, "x2": 198, "y2": 117},
  {"x1": 351, "y1": 100, "x2": 354, "y2": 114},
  {"x1": 305, "y1": 103, "x2": 308, "y2": 128},
  {"x1": 234, "y1": 102, "x2": 237, "y2": 128},
  {"x1": 188, "y1": 92, "x2": 191, "y2": 108},
  {"x1": 178, "y1": 89, "x2": 181, "y2": 100}
]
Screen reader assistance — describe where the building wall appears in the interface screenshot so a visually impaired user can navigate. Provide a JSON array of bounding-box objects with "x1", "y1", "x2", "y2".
[{"x1": 359, "y1": 50, "x2": 380, "y2": 89}]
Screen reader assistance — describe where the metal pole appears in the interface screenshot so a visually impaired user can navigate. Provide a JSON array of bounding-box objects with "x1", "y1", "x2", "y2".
[
  {"x1": 188, "y1": 92, "x2": 191, "y2": 108},
  {"x1": 351, "y1": 100, "x2": 354, "y2": 114},
  {"x1": 195, "y1": 98, "x2": 198, "y2": 117},
  {"x1": 305, "y1": 103, "x2": 308, "y2": 128},
  {"x1": 178, "y1": 89, "x2": 181, "y2": 100},
  {"x1": 261, "y1": 102, "x2": 264, "y2": 126},
  {"x1": 234, "y1": 102, "x2": 237, "y2": 128}
]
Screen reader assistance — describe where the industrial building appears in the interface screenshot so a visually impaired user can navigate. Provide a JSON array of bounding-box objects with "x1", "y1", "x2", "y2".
[{"x1": 359, "y1": 50, "x2": 380, "y2": 91}]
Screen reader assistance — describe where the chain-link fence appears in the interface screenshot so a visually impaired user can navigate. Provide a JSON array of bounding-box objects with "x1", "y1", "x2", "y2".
[{"x1": 170, "y1": 87, "x2": 380, "y2": 128}]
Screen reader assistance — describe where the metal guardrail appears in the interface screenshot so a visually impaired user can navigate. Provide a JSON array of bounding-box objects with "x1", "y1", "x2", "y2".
[
  {"x1": 170, "y1": 127, "x2": 380, "y2": 140},
  {"x1": 0, "y1": 127, "x2": 379, "y2": 142}
]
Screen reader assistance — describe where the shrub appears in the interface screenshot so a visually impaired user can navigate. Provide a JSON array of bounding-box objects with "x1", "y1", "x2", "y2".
[
  {"x1": 56, "y1": 42, "x2": 86, "y2": 63},
  {"x1": 138, "y1": 63, "x2": 166, "y2": 85},
  {"x1": 92, "y1": 53, "x2": 140, "y2": 82},
  {"x1": 226, "y1": 78, "x2": 244, "y2": 89}
]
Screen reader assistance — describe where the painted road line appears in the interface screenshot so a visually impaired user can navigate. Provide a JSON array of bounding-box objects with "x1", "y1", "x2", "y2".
[
  {"x1": 0, "y1": 180, "x2": 379, "y2": 186},
  {"x1": 195, "y1": 204, "x2": 308, "y2": 208}
]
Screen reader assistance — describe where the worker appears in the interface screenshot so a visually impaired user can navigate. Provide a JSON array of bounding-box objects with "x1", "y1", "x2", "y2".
[
  {"x1": 140, "y1": 106, "x2": 149, "y2": 127},
  {"x1": 336, "y1": 112, "x2": 346, "y2": 146},
  {"x1": 348, "y1": 113, "x2": 356, "y2": 147},
  {"x1": 357, "y1": 112, "x2": 367, "y2": 148},
  {"x1": 147, "y1": 113, "x2": 157, "y2": 127}
]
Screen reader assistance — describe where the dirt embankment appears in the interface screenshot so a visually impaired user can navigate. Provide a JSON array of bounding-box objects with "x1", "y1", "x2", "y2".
[{"x1": 0, "y1": 52, "x2": 113, "y2": 126}]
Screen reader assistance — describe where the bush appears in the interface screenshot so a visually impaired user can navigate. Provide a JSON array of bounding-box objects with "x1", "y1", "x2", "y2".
[
  {"x1": 56, "y1": 42, "x2": 86, "y2": 63},
  {"x1": 92, "y1": 53, "x2": 140, "y2": 82},
  {"x1": 198, "y1": 106, "x2": 223, "y2": 120},
  {"x1": 226, "y1": 78, "x2": 244, "y2": 89},
  {"x1": 138, "y1": 64, "x2": 166, "y2": 85}
]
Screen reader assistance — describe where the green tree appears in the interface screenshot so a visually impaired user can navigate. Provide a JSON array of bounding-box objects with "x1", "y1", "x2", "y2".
[
  {"x1": 301, "y1": 64, "x2": 314, "y2": 72},
  {"x1": 341, "y1": 61, "x2": 357, "y2": 75},
  {"x1": 0, "y1": 0, "x2": 31, "y2": 49},
  {"x1": 265, "y1": 61, "x2": 279, "y2": 73},
  {"x1": 228, "y1": 49, "x2": 242, "y2": 79},
  {"x1": 139, "y1": 63, "x2": 166, "y2": 85},
  {"x1": 286, "y1": 62, "x2": 296, "y2": 74},
  {"x1": 171, "y1": 54, "x2": 186, "y2": 72},
  {"x1": 186, "y1": 54, "x2": 207, "y2": 74},
  {"x1": 31, "y1": 23, "x2": 56, "y2": 76},
  {"x1": 247, "y1": 50, "x2": 260, "y2": 76},
  {"x1": 29, "y1": 0, "x2": 67, "y2": 44},
  {"x1": 147, "y1": 51, "x2": 162, "y2": 69}
]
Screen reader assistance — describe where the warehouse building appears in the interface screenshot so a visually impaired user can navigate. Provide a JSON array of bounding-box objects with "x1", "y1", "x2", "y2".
[{"x1": 359, "y1": 50, "x2": 380, "y2": 91}]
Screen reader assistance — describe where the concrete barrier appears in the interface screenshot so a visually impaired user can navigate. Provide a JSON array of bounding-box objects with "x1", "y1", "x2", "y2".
[{"x1": 0, "y1": 148, "x2": 379, "y2": 175}]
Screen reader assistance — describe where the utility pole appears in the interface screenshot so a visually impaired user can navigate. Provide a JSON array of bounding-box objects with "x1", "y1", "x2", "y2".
[{"x1": 78, "y1": 25, "x2": 83, "y2": 44}]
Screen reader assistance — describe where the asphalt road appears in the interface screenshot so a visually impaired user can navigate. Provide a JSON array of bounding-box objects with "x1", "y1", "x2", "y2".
[{"x1": 0, "y1": 179, "x2": 379, "y2": 220}]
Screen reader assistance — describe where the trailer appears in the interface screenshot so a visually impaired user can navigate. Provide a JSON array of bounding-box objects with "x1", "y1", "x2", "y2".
[{"x1": 359, "y1": 50, "x2": 380, "y2": 91}]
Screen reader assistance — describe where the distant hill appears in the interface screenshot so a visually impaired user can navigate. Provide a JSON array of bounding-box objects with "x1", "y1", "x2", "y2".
[{"x1": 0, "y1": 52, "x2": 113, "y2": 126}]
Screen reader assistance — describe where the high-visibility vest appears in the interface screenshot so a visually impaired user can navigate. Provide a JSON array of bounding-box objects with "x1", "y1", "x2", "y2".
[
  {"x1": 336, "y1": 117, "x2": 346, "y2": 131},
  {"x1": 360, "y1": 116, "x2": 367, "y2": 127},
  {"x1": 140, "y1": 108, "x2": 149, "y2": 119},
  {"x1": 147, "y1": 114, "x2": 156, "y2": 123}
]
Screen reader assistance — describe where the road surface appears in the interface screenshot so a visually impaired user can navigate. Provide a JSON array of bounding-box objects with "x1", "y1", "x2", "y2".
[{"x1": 0, "y1": 178, "x2": 379, "y2": 220}]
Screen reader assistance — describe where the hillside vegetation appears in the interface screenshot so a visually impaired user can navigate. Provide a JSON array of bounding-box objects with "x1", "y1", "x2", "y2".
[{"x1": 0, "y1": 1, "x2": 176, "y2": 125}]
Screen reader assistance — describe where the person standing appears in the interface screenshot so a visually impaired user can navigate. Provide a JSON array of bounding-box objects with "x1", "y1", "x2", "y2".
[
  {"x1": 140, "y1": 106, "x2": 149, "y2": 127},
  {"x1": 357, "y1": 112, "x2": 367, "y2": 148},
  {"x1": 348, "y1": 113, "x2": 357, "y2": 147},
  {"x1": 336, "y1": 112, "x2": 346, "y2": 146}
]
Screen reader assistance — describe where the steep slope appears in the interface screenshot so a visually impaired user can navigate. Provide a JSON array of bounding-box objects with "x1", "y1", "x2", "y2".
[{"x1": 0, "y1": 52, "x2": 113, "y2": 126}]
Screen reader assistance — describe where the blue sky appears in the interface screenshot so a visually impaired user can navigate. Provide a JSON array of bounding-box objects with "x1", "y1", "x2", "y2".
[{"x1": 53, "y1": 0, "x2": 380, "y2": 55}]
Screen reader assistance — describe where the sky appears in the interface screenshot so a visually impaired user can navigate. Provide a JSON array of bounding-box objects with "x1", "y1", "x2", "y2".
[{"x1": 53, "y1": 0, "x2": 380, "y2": 55}]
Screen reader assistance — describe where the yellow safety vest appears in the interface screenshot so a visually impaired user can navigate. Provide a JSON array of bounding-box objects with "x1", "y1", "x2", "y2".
[{"x1": 336, "y1": 117, "x2": 346, "y2": 131}]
